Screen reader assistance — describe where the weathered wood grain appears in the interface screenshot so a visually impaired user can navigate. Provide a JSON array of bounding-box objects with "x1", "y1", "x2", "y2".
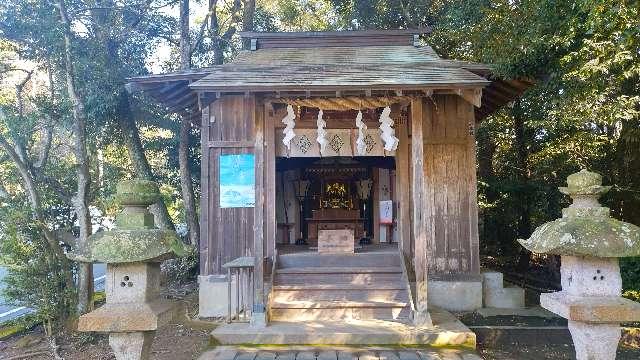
[
  {"x1": 411, "y1": 97, "x2": 428, "y2": 320},
  {"x1": 254, "y1": 95, "x2": 265, "y2": 310},
  {"x1": 422, "y1": 95, "x2": 479, "y2": 277},
  {"x1": 264, "y1": 101, "x2": 276, "y2": 258},
  {"x1": 394, "y1": 108, "x2": 411, "y2": 259}
]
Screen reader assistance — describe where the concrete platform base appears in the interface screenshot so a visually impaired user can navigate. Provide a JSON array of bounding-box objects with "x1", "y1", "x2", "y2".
[
  {"x1": 199, "y1": 346, "x2": 483, "y2": 360},
  {"x1": 428, "y1": 280, "x2": 482, "y2": 312},
  {"x1": 210, "y1": 307, "x2": 475, "y2": 347},
  {"x1": 198, "y1": 275, "x2": 237, "y2": 318}
]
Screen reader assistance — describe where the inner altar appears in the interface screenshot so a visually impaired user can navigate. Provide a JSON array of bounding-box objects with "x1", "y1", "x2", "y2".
[{"x1": 305, "y1": 170, "x2": 365, "y2": 247}]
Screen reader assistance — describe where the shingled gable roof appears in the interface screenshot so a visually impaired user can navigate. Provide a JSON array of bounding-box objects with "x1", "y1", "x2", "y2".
[{"x1": 127, "y1": 29, "x2": 533, "y2": 122}]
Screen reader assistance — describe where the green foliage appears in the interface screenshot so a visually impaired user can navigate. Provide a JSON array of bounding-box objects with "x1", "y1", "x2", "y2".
[
  {"x1": 162, "y1": 244, "x2": 198, "y2": 284},
  {"x1": 0, "y1": 204, "x2": 75, "y2": 333}
]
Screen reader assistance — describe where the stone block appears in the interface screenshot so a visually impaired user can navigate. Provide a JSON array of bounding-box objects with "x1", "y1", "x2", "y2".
[
  {"x1": 482, "y1": 270, "x2": 525, "y2": 309},
  {"x1": 541, "y1": 292, "x2": 640, "y2": 323},
  {"x1": 109, "y1": 331, "x2": 154, "y2": 360},
  {"x1": 78, "y1": 301, "x2": 175, "y2": 332},
  {"x1": 561, "y1": 256, "x2": 621, "y2": 297},
  {"x1": 484, "y1": 287, "x2": 525, "y2": 309},
  {"x1": 569, "y1": 320, "x2": 620, "y2": 360},
  {"x1": 106, "y1": 263, "x2": 161, "y2": 304},
  {"x1": 481, "y1": 271, "x2": 504, "y2": 290},
  {"x1": 428, "y1": 280, "x2": 482, "y2": 312},
  {"x1": 198, "y1": 275, "x2": 238, "y2": 318}
]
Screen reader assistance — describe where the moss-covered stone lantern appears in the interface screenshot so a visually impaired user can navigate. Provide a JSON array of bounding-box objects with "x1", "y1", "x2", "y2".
[
  {"x1": 69, "y1": 180, "x2": 186, "y2": 360},
  {"x1": 519, "y1": 170, "x2": 640, "y2": 360}
]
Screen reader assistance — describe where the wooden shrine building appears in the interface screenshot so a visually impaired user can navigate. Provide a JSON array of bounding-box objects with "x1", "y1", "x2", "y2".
[{"x1": 129, "y1": 29, "x2": 532, "y2": 344}]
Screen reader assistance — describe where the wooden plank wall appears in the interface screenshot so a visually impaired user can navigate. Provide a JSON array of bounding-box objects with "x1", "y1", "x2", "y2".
[
  {"x1": 201, "y1": 95, "x2": 258, "y2": 276},
  {"x1": 421, "y1": 94, "x2": 480, "y2": 277}
]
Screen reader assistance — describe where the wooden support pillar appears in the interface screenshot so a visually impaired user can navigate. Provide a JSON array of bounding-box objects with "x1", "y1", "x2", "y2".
[
  {"x1": 199, "y1": 105, "x2": 210, "y2": 275},
  {"x1": 411, "y1": 97, "x2": 432, "y2": 326},
  {"x1": 395, "y1": 107, "x2": 411, "y2": 259},
  {"x1": 252, "y1": 96, "x2": 266, "y2": 327},
  {"x1": 372, "y1": 169, "x2": 380, "y2": 244},
  {"x1": 264, "y1": 102, "x2": 276, "y2": 258}
]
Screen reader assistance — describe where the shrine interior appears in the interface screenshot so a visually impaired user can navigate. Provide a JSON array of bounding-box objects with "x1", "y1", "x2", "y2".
[{"x1": 275, "y1": 156, "x2": 397, "y2": 251}]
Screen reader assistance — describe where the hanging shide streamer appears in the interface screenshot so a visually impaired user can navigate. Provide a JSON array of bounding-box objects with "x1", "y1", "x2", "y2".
[
  {"x1": 316, "y1": 109, "x2": 328, "y2": 155},
  {"x1": 379, "y1": 106, "x2": 399, "y2": 151},
  {"x1": 355, "y1": 110, "x2": 367, "y2": 155},
  {"x1": 281, "y1": 104, "x2": 296, "y2": 150}
]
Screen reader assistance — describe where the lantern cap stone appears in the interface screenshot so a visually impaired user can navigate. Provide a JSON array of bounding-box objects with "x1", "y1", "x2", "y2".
[
  {"x1": 559, "y1": 169, "x2": 611, "y2": 197},
  {"x1": 114, "y1": 180, "x2": 161, "y2": 206},
  {"x1": 519, "y1": 170, "x2": 640, "y2": 257},
  {"x1": 68, "y1": 179, "x2": 188, "y2": 263}
]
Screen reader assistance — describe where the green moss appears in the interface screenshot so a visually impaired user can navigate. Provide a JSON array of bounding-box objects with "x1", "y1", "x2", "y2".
[{"x1": 519, "y1": 217, "x2": 640, "y2": 257}]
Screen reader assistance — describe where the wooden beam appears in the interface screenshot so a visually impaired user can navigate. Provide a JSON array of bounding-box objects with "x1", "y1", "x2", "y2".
[
  {"x1": 264, "y1": 101, "x2": 276, "y2": 259},
  {"x1": 395, "y1": 105, "x2": 411, "y2": 260},
  {"x1": 455, "y1": 88, "x2": 482, "y2": 108},
  {"x1": 208, "y1": 140, "x2": 255, "y2": 148},
  {"x1": 199, "y1": 105, "x2": 210, "y2": 275},
  {"x1": 252, "y1": 95, "x2": 266, "y2": 327},
  {"x1": 410, "y1": 97, "x2": 432, "y2": 327}
]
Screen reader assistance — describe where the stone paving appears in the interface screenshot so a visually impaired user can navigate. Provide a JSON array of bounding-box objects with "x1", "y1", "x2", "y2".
[{"x1": 199, "y1": 346, "x2": 482, "y2": 360}]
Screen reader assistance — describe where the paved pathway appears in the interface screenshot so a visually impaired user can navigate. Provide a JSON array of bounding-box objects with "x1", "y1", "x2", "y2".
[{"x1": 200, "y1": 347, "x2": 482, "y2": 360}]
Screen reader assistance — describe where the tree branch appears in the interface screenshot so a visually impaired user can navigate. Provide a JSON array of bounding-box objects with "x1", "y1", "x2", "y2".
[{"x1": 190, "y1": 1, "x2": 217, "y2": 56}]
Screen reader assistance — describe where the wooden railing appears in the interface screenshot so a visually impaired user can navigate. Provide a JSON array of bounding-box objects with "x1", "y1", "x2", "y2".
[{"x1": 222, "y1": 256, "x2": 255, "y2": 323}]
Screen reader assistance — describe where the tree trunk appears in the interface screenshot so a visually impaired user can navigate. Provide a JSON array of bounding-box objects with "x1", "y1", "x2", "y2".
[
  {"x1": 176, "y1": 0, "x2": 200, "y2": 246},
  {"x1": 179, "y1": 118, "x2": 200, "y2": 246},
  {"x1": 117, "y1": 92, "x2": 176, "y2": 230},
  {"x1": 513, "y1": 100, "x2": 532, "y2": 272},
  {"x1": 179, "y1": 0, "x2": 191, "y2": 70},
  {"x1": 57, "y1": 0, "x2": 93, "y2": 314}
]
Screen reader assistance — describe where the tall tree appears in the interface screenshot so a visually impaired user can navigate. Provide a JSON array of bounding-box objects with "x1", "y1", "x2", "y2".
[{"x1": 56, "y1": 0, "x2": 93, "y2": 313}]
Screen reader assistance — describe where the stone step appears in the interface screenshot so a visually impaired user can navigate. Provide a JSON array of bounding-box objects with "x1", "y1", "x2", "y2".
[
  {"x1": 278, "y1": 252, "x2": 401, "y2": 268},
  {"x1": 199, "y1": 347, "x2": 483, "y2": 360},
  {"x1": 481, "y1": 271, "x2": 504, "y2": 289},
  {"x1": 210, "y1": 307, "x2": 477, "y2": 346},
  {"x1": 481, "y1": 270, "x2": 525, "y2": 309},
  {"x1": 272, "y1": 287, "x2": 408, "y2": 303},
  {"x1": 483, "y1": 287, "x2": 525, "y2": 309},
  {"x1": 270, "y1": 300, "x2": 411, "y2": 321},
  {"x1": 275, "y1": 267, "x2": 403, "y2": 285},
  {"x1": 276, "y1": 266, "x2": 403, "y2": 274}
]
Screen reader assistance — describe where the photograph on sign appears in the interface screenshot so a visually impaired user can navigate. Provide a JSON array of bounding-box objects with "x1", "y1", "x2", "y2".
[{"x1": 219, "y1": 154, "x2": 255, "y2": 208}]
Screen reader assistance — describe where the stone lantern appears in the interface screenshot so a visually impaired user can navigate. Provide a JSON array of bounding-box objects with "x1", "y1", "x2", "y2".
[
  {"x1": 69, "y1": 180, "x2": 186, "y2": 360},
  {"x1": 519, "y1": 170, "x2": 640, "y2": 360}
]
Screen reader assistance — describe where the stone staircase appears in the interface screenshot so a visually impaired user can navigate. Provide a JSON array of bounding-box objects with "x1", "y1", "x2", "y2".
[
  {"x1": 269, "y1": 251, "x2": 412, "y2": 322},
  {"x1": 482, "y1": 270, "x2": 526, "y2": 309}
]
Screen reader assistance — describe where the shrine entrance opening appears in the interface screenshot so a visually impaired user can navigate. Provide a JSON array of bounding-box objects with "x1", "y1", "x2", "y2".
[{"x1": 275, "y1": 156, "x2": 398, "y2": 253}]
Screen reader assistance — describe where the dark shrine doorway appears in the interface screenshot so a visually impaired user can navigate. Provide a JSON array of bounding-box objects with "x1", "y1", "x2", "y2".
[{"x1": 274, "y1": 156, "x2": 397, "y2": 250}]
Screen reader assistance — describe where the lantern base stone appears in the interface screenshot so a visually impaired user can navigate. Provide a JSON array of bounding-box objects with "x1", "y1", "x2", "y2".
[
  {"x1": 109, "y1": 331, "x2": 154, "y2": 360},
  {"x1": 568, "y1": 320, "x2": 620, "y2": 360}
]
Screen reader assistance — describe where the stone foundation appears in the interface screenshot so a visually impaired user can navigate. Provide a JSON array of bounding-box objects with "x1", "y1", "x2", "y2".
[
  {"x1": 198, "y1": 275, "x2": 238, "y2": 318},
  {"x1": 428, "y1": 278, "x2": 482, "y2": 312},
  {"x1": 482, "y1": 271, "x2": 525, "y2": 309}
]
